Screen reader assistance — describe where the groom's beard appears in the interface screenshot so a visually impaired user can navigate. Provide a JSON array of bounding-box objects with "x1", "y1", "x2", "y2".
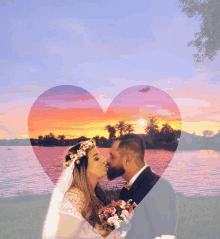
[{"x1": 107, "y1": 165, "x2": 125, "y2": 181}]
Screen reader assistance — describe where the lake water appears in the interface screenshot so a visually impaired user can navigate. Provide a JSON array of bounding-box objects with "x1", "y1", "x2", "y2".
[{"x1": 0, "y1": 146, "x2": 220, "y2": 198}]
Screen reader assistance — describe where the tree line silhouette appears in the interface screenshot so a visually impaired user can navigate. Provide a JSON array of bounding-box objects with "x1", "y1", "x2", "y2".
[
  {"x1": 2, "y1": 117, "x2": 219, "y2": 150},
  {"x1": 5, "y1": 117, "x2": 219, "y2": 150},
  {"x1": 30, "y1": 117, "x2": 181, "y2": 148}
]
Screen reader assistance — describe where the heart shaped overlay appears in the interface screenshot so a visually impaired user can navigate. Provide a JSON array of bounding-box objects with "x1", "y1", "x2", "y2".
[{"x1": 28, "y1": 85, "x2": 181, "y2": 236}]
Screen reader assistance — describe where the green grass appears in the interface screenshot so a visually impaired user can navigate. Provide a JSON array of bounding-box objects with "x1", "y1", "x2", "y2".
[
  {"x1": 175, "y1": 193, "x2": 220, "y2": 239},
  {"x1": 0, "y1": 194, "x2": 51, "y2": 239},
  {"x1": 0, "y1": 191, "x2": 219, "y2": 239}
]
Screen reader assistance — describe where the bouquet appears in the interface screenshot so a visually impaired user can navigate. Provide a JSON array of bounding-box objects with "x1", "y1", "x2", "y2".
[{"x1": 98, "y1": 199, "x2": 137, "y2": 237}]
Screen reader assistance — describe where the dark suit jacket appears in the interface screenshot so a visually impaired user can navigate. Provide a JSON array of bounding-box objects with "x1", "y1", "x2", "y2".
[{"x1": 119, "y1": 166, "x2": 177, "y2": 239}]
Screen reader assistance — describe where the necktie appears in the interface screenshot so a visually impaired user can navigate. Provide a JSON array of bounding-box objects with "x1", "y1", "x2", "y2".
[
  {"x1": 119, "y1": 186, "x2": 130, "y2": 201},
  {"x1": 124, "y1": 183, "x2": 131, "y2": 190}
]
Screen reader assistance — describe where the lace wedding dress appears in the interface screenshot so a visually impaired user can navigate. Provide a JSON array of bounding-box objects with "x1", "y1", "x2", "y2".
[{"x1": 57, "y1": 188, "x2": 122, "y2": 239}]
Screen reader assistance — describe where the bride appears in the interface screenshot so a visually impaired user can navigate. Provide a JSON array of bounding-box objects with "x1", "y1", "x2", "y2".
[{"x1": 42, "y1": 139, "x2": 122, "y2": 239}]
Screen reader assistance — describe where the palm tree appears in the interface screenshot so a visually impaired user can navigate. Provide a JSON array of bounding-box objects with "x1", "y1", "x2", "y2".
[
  {"x1": 38, "y1": 135, "x2": 44, "y2": 145},
  {"x1": 104, "y1": 124, "x2": 116, "y2": 139},
  {"x1": 38, "y1": 135, "x2": 43, "y2": 141},
  {"x1": 57, "y1": 134, "x2": 66, "y2": 141},
  {"x1": 44, "y1": 132, "x2": 58, "y2": 146},
  {"x1": 144, "y1": 117, "x2": 160, "y2": 146},
  {"x1": 125, "y1": 123, "x2": 135, "y2": 134},
  {"x1": 49, "y1": 132, "x2": 56, "y2": 139},
  {"x1": 144, "y1": 117, "x2": 160, "y2": 136},
  {"x1": 160, "y1": 123, "x2": 174, "y2": 134},
  {"x1": 57, "y1": 134, "x2": 66, "y2": 146},
  {"x1": 115, "y1": 121, "x2": 127, "y2": 137}
]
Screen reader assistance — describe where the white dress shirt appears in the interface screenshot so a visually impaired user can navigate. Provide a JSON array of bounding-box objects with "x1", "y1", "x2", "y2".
[{"x1": 128, "y1": 164, "x2": 148, "y2": 187}]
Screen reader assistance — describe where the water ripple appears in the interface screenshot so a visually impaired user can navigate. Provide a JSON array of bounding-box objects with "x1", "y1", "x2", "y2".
[{"x1": 0, "y1": 146, "x2": 220, "y2": 198}]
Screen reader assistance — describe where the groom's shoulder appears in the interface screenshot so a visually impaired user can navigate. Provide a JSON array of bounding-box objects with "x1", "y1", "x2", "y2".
[
  {"x1": 143, "y1": 170, "x2": 175, "y2": 195},
  {"x1": 150, "y1": 175, "x2": 175, "y2": 198}
]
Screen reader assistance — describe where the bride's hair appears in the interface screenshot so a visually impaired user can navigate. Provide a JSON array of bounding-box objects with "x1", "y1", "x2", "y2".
[{"x1": 64, "y1": 141, "x2": 111, "y2": 227}]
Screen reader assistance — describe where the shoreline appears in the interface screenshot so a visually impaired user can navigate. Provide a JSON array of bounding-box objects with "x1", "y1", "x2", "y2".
[{"x1": 1, "y1": 190, "x2": 220, "y2": 202}]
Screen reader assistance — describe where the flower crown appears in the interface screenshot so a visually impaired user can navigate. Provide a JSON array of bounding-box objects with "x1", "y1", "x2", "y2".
[{"x1": 65, "y1": 139, "x2": 95, "y2": 168}]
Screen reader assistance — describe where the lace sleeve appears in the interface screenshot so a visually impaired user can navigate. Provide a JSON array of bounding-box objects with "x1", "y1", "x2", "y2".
[{"x1": 58, "y1": 188, "x2": 85, "y2": 220}]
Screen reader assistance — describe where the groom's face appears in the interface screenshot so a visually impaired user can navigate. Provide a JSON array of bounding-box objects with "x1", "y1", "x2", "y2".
[{"x1": 106, "y1": 140, "x2": 125, "y2": 181}]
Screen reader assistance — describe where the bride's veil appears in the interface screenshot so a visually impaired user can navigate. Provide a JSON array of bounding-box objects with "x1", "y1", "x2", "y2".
[{"x1": 42, "y1": 159, "x2": 76, "y2": 239}]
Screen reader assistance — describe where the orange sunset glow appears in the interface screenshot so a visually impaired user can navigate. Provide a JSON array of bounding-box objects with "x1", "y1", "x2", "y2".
[{"x1": 28, "y1": 85, "x2": 182, "y2": 140}]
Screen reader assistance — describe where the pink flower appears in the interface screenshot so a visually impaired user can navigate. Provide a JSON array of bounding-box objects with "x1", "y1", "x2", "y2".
[
  {"x1": 118, "y1": 200, "x2": 125, "y2": 205},
  {"x1": 104, "y1": 209, "x2": 109, "y2": 214},
  {"x1": 107, "y1": 216, "x2": 116, "y2": 226},
  {"x1": 111, "y1": 201, "x2": 118, "y2": 207},
  {"x1": 99, "y1": 208, "x2": 105, "y2": 213},
  {"x1": 110, "y1": 207, "x2": 116, "y2": 215},
  {"x1": 132, "y1": 202, "x2": 137, "y2": 208}
]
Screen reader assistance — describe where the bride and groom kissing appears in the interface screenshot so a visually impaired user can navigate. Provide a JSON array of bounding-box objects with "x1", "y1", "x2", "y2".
[{"x1": 42, "y1": 134, "x2": 177, "y2": 239}]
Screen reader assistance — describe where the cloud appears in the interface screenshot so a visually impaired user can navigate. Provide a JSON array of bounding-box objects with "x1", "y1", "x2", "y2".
[
  {"x1": 163, "y1": 88, "x2": 173, "y2": 91},
  {"x1": 138, "y1": 86, "x2": 151, "y2": 93},
  {"x1": 174, "y1": 98, "x2": 210, "y2": 107},
  {"x1": 204, "y1": 115, "x2": 220, "y2": 122},
  {"x1": 147, "y1": 105, "x2": 157, "y2": 108},
  {"x1": 0, "y1": 124, "x2": 12, "y2": 134},
  {"x1": 157, "y1": 109, "x2": 170, "y2": 116}
]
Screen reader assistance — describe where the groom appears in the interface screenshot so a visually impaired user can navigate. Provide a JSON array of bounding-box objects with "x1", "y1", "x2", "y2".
[{"x1": 106, "y1": 134, "x2": 177, "y2": 239}]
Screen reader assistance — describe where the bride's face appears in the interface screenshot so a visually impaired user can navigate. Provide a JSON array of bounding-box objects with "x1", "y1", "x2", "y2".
[{"x1": 87, "y1": 147, "x2": 107, "y2": 179}]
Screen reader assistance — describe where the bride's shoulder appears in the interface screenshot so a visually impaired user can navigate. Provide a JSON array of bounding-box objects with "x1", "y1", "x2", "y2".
[
  {"x1": 65, "y1": 187, "x2": 85, "y2": 204},
  {"x1": 59, "y1": 187, "x2": 85, "y2": 218}
]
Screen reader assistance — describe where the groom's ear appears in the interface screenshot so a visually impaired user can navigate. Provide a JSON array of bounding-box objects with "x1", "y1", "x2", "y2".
[
  {"x1": 121, "y1": 153, "x2": 128, "y2": 168},
  {"x1": 124, "y1": 153, "x2": 133, "y2": 164}
]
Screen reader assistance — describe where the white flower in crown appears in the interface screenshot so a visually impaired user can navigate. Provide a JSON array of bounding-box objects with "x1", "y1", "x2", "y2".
[
  {"x1": 77, "y1": 149, "x2": 86, "y2": 158},
  {"x1": 88, "y1": 141, "x2": 93, "y2": 147},
  {"x1": 155, "y1": 235, "x2": 176, "y2": 239},
  {"x1": 70, "y1": 154, "x2": 77, "y2": 159},
  {"x1": 66, "y1": 140, "x2": 94, "y2": 167},
  {"x1": 82, "y1": 146, "x2": 87, "y2": 151}
]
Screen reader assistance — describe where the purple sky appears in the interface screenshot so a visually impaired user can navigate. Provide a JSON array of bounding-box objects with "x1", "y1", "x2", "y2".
[{"x1": 0, "y1": 0, "x2": 220, "y2": 139}]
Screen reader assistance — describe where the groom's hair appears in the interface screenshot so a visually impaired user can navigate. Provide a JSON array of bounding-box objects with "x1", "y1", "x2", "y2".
[{"x1": 115, "y1": 134, "x2": 145, "y2": 164}]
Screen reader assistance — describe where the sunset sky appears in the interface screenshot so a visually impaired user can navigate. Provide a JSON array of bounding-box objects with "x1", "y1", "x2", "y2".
[
  {"x1": 0, "y1": 0, "x2": 220, "y2": 139},
  {"x1": 28, "y1": 85, "x2": 181, "y2": 139}
]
